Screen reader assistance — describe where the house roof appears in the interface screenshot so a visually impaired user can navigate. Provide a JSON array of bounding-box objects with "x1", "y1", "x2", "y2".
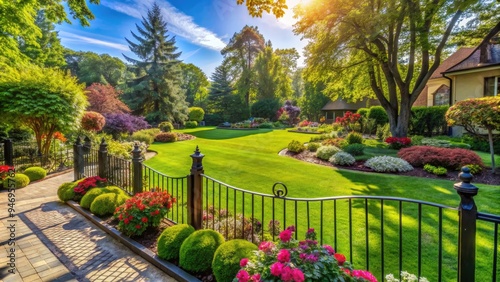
[
  {"x1": 430, "y1": 48, "x2": 475, "y2": 79},
  {"x1": 444, "y1": 22, "x2": 500, "y2": 74},
  {"x1": 321, "y1": 98, "x2": 379, "y2": 111}
]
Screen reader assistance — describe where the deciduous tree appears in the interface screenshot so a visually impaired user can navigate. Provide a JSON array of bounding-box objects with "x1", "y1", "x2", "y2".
[
  {"x1": 180, "y1": 63, "x2": 209, "y2": 106},
  {"x1": 123, "y1": 3, "x2": 188, "y2": 125},
  {"x1": 446, "y1": 97, "x2": 500, "y2": 172},
  {"x1": 86, "y1": 83, "x2": 131, "y2": 114},
  {"x1": 254, "y1": 42, "x2": 289, "y2": 100},
  {"x1": 0, "y1": 64, "x2": 87, "y2": 155},
  {"x1": 78, "y1": 53, "x2": 126, "y2": 86}
]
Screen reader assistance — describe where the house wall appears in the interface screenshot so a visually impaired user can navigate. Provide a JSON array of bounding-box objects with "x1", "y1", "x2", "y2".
[
  {"x1": 425, "y1": 77, "x2": 449, "y2": 106},
  {"x1": 449, "y1": 68, "x2": 500, "y2": 103}
]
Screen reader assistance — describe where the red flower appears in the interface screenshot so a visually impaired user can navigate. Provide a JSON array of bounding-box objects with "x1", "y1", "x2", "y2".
[
  {"x1": 279, "y1": 229, "x2": 292, "y2": 243},
  {"x1": 270, "y1": 262, "x2": 283, "y2": 277},
  {"x1": 334, "y1": 253, "x2": 346, "y2": 266},
  {"x1": 236, "y1": 270, "x2": 250, "y2": 282},
  {"x1": 292, "y1": 268, "x2": 305, "y2": 282},
  {"x1": 141, "y1": 217, "x2": 148, "y2": 223},
  {"x1": 135, "y1": 224, "x2": 142, "y2": 229},
  {"x1": 240, "y1": 258, "x2": 249, "y2": 267},
  {"x1": 124, "y1": 218, "x2": 129, "y2": 224},
  {"x1": 277, "y1": 249, "x2": 290, "y2": 263}
]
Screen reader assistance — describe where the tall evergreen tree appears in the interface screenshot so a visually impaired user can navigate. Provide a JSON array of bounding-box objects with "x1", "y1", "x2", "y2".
[
  {"x1": 122, "y1": 2, "x2": 188, "y2": 125},
  {"x1": 254, "y1": 42, "x2": 288, "y2": 100},
  {"x1": 18, "y1": 10, "x2": 66, "y2": 68}
]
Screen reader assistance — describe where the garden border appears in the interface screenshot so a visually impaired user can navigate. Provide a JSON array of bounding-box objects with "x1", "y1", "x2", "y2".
[{"x1": 66, "y1": 200, "x2": 201, "y2": 282}]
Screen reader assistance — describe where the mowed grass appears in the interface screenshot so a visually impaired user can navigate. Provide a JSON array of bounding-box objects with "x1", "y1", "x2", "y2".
[{"x1": 146, "y1": 127, "x2": 500, "y2": 281}]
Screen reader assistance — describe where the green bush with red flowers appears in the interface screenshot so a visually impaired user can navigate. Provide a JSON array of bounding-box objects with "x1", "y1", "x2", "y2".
[
  {"x1": 73, "y1": 176, "x2": 107, "y2": 199},
  {"x1": 234, "y1": 227, "x2": 377, "y2": 282},
  {"x1": 114, "y1": 191, "x2": 176, "y2": 237}
]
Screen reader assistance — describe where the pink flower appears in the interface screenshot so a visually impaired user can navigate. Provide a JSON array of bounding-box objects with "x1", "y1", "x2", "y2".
[
  {"x1": 334, "y1": 253, "x2": 346, "y2": 265},
  {"x1": 258, "y1": 241, "x2": 275, "y2": 253},
  {"x1": 250, "y1": 273, "x2": 261, "y2": 281},
  {"x1": 236, "y1": 270, "x2": 250, "y2": 282},
  {"x1": 292, "y1": 268, "x2": 305, "y2": 282},
  {"x1": 281, "y1": 266, "x2": 294, "y2": 281},
  {"x1": 323, "y1": 245, "x2": 335, "y2": 255},
  {"x1": 270, "y1": 262, "x2": 284, "y2": 277},
  {"x1": 352, "y1": 270, "x2": 378, "y2": 282},
  {"x1": 240, "y1": 258, "x2": 249, "y2": 267},
  {"x1": 279, "y1": 229, "x2": 292, "y2": 242},
  {"x1": 277, "y1": 249, "x2": 290, "y2": 263}
]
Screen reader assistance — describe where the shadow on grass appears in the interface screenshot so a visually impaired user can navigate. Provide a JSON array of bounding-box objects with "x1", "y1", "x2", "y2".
[{"x1": 187, "y1": 128, "x2": 273, "y2": 140}]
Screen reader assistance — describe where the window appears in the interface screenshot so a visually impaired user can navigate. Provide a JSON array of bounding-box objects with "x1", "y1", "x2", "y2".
[
  {"x1": 484, "y1": 76, "x2": 500, "y2": 96},
  {"x1": 433, "y1": 85, "x2": 450, "y2": 106}
]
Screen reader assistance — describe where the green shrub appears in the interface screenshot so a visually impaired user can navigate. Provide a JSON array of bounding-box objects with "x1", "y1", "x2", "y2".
[
  {"x1": 3, "y1": 173, "x2": 30, "y2": 189},
  {"x1": 288, "y1": 140, "x2": 305, "y2": 153},
  {"x1": 424, "y1": 164, "x2": 448, "y2": 176},
  {"x1": 368, "y1": 106, "x2": 388, "y2": 127},
  {"x1": 344, "y1": 143, "x2": 365, "y2": 156},
  {"x1": 411, "y1": 135, "x2": 424, "y2": 146},
  {"x1": 188, "y1": 107, "x2": 205, "y2": 122},
  {"x1": 130, "y1": 131, "x2": 154, "y2": 145},
  {"x1": 310, "y1": 133, "x2": 332, "y2": 142},
  {"x1": 158, "y1": 121, "x2": 174, "y2": 132},
  {"x1": 251, "y1": 99, "x2": 281, "y2": 121},
  {"x1": 80, "y1": 186, "x2": 126, "y2": 209},
  {"x1": 212, "y1": 239, "x2": 258, "y2": 282},
  {"x1": 357, "y1": 108, "x2": 369, "y2": 117},
  {"x1": 346, "y1": 132, "x2": 363, "y2": 144},
  {"x1": 179, "y1": 229, "x2": 225, "y2": 273},
  {"x1": 157, "y1": 224, "x2": 195, "y2": 261},
  {"x1": 258, "y1": 122, "x2": 274, "y2": 129},
  {"x1": 409, "y1": 106, "x2": 448, "y2": 136},
  {"x1": 155, "y1": 132, "x2": 177, "y2": 143},
  {"x1": 463, "y1": 164, "x2": 483, "y2": 175},
  {"x1": 376, "y1": 123, "x2": 391, "y2": 141},
  {"x1": 365, "y1": 156, "x2": 413, "y2": 172},
  {"x1": 57, "y1": 181, "x2": 80, "y2": 201},
  {"x1": 329, "y1": 152, "x2": 356, "y2": 166},
  {"x1": 23, "y1": 166, "x2": 47, "y2": 182},
  {"x1": 316, "y1": 145, "x2": 342, "y2": 160},
  {"x1": 90, "y1": 193, "x2": 129, "y2": 217},
  {"x1": 185, "y1": 121, "x2": 198, "y2": 128},
  {"x1": 307, "y1": 142, "x2": 320, "y2": 152}
]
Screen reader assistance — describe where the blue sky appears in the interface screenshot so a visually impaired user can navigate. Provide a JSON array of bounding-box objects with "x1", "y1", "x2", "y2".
[{"x1": 56, "y1": 0, "x2": 309, "y2": 77}]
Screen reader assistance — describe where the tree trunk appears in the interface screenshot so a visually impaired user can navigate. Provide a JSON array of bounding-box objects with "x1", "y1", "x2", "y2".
[{"x1": 488, "y1": 129, "x2": 496, "y2": 173}]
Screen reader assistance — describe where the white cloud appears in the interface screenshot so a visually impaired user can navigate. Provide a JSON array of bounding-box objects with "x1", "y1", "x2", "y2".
[
  {"x1": 59, "y1": 31, "x2": 130, "y2": 51},
  {"x1": 102, "y1": 0, "x2": 227, "y2": 51}
]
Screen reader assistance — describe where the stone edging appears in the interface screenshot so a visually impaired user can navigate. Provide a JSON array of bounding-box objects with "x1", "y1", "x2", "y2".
[{"x1": 66, "y1": 201, "x2": 201, "y2": 282}]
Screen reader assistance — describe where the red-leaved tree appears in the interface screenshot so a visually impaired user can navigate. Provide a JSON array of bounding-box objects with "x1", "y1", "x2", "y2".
[
  {"x1": 81, "y1": 111, "x2": 105, "y2": 132},
  {"x1": 86, "y1": 83, "x2": 131, "y2": 114}
]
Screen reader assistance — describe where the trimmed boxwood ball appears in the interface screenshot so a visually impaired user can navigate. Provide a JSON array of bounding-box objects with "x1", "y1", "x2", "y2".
[
  {"x1": 80, "y1": 186, "x2": 127, "y2": 209},
  {"x1": 90, "y1": 193, "x2": 129, "y2": 217},
  {"x1": 157, "y1": 224, "x2": 195, "y2": 260},
  {"x1": 3, "y1": 173, "x2": 30, "y2": 189},
  {"x1": 212, "y1": 239, "x2": 258, "y2": 282},
  {"x1": 179, "y1": 229, "x2": 225, "y2": 273},
  {"x1": 23, "y1": 166, "x2": 47, "y2": 182}
]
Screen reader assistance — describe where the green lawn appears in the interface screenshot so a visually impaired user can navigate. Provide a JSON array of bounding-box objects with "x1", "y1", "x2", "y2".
[{"x1": 146, "y1": 127, "x2": 500, "y2": 281}]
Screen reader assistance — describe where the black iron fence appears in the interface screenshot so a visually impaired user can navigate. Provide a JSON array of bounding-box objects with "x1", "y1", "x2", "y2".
[
  {"x1": 73, "y1": 139, "x2": 499, "y2": 282},
  {"x1": 2, "y1": 139, "x2": 73, "y2": 173}
]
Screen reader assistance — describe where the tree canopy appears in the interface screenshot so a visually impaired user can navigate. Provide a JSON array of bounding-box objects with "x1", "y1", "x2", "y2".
[
  {"x1": 180, "y1": 63, "x2": 209, "y2": 106},
  {"x1": 293, "y1": 0, "x2": 491, "y2": 137},
  {"x1": 86, "y1": 83, "x2": 131, "y2": 114},
  {"x1": 0, "y1": 64, "x2": 87, "y2": 154},
  {"x1": 123, "y1": 3, "x2": 188, "y2": 125}
]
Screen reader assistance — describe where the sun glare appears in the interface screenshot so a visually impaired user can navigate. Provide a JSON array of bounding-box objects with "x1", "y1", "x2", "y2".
[{"x1": 274, "y1": 0, "x2": 314, "y2": 28}]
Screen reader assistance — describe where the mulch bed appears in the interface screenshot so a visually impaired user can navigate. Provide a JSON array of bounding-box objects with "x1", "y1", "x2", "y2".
[{"x1": 285, "y1": 150, "x2": 500, "y2": 185}]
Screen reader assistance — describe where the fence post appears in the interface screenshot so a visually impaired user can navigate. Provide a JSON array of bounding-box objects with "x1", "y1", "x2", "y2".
[
  {"x1": 83, "y1": 136, "x2": 91, "y2": 154},
  {"x1": 98, "y1": 138, "x2": 108, "y2": 179},
  {"x1": 132, "y1": 143, "x2": 143, "y2": 195},
  {"x1": 188, "y1": 146, "x2": 204, "y2": 230},
  {"x1": 454, "y1": 166, "x2": 479, "y2": 282},
  {"x1": 73, "y1": 137, "x2": 84, "y2": 181},
  {"x1": 4, "y1": 139, "x2": 13, "y2": 167}
]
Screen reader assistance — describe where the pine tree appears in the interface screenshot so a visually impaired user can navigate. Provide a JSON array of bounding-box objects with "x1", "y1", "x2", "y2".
[{"x1": 123, "y1": 2, "x2": 188, "y2": 125}]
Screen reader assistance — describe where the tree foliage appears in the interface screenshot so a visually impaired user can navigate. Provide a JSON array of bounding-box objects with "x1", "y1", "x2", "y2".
[
  {"x1": 123, "y1": 3, "x2": 188, "y2": 125},
  {"x1": 293, "y1": 0, "x2": 488, "y2": 137},
  {"x1": 298, "y1": 80, "x2": 329, "y2": 122},
  {"x1": 446, "y1": 97, "x2": 500, "y2": 172},
  {"x1": 86, "y1": 83, "x2": 131, "y2": 114},
  {"x1": 222, "y1": 25, "x2": 265, "y2": 107},
  {"x1": 102, "y1": 113, "x2": 150, "y2": 138},
  {"x1": 254, "y1": 43, "x2": 289, "y2": 100},
  {"x1": 81, "y1": 111, "x2": 105, "y2": 132},
  {"x1": 0, "y1": 64, "x2": 87, "y2": 154},
  {"x1": 235, "y1": 0, "x2": 287, "y2": 18},
  {"x1": 0, "y1": 0, "x2": 99, "y2": 66},
  {"x1": 77, "y1": 52, "x2": 126, "y2": 86},
  {"x1": 180, "y1": 63, "x2": 209, "y2": 106}
]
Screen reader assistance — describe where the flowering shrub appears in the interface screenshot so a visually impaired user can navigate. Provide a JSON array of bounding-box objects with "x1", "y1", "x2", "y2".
[
  {"x1": 386, "y1": 271, "x2": 429, "y2": 282},
  {"x1": 0, "y1": 165, "x2": 14, "y2": 181},
  {"x1": 335, "y1": 111, "x2": 361, "y2": 132},
  {"x1": 298, "y1": 120, "x2": 311, "y2": 127},
  {"x1": 385, "y1": 137, "x2": 412, "y2": 150},
  {"x1": 330, "y1": 152, "x2": 356, "y2": 166},
  {"x1": 114, "y1": 191, "x2": 175, "y2": 237},
  {"x1": 316, "y1": 145, "x2": 342, "y2": 160},
  {"x1": 398, "y1": 146, "x2": 483, "y2": 170},
  {"x1": 235, "y1": 227, "x2": 377, "y2": 282},
  {"x1": 74, "y1": 176, "x2": 107, "y2": 196},
  {"x1": 365, "y1": 156, "x2": 413, "y2": 173},
  {"x1": 41, "y1": 131, "x2": 67, "y2": 142}
]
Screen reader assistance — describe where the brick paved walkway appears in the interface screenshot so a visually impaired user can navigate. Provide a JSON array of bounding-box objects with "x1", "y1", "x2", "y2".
[{"x1": 0, "y1": 171, "x2": 177, "y2": 282}]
